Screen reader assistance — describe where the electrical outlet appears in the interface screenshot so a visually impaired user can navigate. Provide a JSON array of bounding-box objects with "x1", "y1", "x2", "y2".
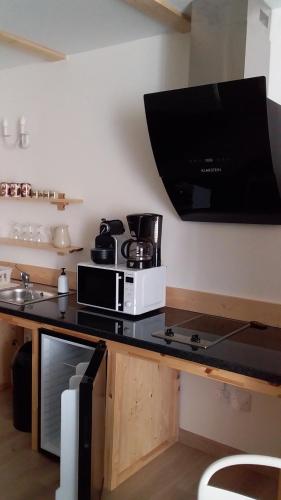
[
  {"x1": 230, "y1": 388, "x2": 252, "y2": 412},
  {"x1": 217, "y1": 384, "x2": 252, "y2": 412}
]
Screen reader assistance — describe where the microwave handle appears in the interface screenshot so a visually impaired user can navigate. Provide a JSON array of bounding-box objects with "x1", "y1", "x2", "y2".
[{"x1": 115, "y1": 273, "x2": 121, "y2": 311}]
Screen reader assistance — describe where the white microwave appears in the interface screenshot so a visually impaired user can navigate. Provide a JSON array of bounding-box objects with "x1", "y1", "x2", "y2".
[{"x1": 77, "y1": 262, "x2": 166, "y2": 315}]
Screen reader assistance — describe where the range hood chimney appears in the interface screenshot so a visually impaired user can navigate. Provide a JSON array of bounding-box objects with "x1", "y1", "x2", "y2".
[
  {"x1": 143, "y1": 1, "x2": 281, "y2": 225},
  {"x1": 189, "y1": 0, "x2": 271, "y2": 86}
]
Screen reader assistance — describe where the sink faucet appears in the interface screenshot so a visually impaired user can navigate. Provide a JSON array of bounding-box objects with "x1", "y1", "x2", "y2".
[{"x1": 20, "y1": 271, "x2": 30, "y2": 289}]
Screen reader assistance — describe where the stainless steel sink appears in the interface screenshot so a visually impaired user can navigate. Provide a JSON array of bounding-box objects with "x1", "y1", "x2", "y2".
[{"x1": 0, "y1": 287, "x2": 58, "y2": 305}]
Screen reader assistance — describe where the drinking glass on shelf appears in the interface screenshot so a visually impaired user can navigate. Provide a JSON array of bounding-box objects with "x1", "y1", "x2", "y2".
[
  {"x1": 10, "y1": 222, "x2": 21, "y2": 240},
  {"x1": 27, "y1": 223, "x2": 35, "y2": 242},
  {"x1": 34, "y1": 224, "x2": 44, "y2": 243},
  {"x1": 21, "y1": 223, "x2": 29, "y2": 241},
  {"x1": 44, "y1": 225, "x2": 52, "y2": 243}
]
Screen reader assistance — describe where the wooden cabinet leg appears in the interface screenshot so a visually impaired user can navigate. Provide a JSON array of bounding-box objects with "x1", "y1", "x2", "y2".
[
  {"x1": 0, "y1": 321, "x2": 24, "y2": 391},
  {"x1": 31, "y1": 329, "x2": 39, "y2": 451}
]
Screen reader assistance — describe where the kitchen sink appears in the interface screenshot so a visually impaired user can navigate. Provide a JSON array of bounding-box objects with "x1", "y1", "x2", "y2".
[{"x1": 0, "y1": 287, "x2": 59, "y2": 305}]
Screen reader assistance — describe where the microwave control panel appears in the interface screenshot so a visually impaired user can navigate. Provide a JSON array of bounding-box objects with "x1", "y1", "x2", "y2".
[{"x1": 123, "y1": 273, "x2": 135, "y2": 313}]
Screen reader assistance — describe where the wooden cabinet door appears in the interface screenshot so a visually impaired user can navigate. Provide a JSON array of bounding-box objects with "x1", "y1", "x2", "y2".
[{"x1": 105, "y1": 351, "x2": 180, "y2": 490}]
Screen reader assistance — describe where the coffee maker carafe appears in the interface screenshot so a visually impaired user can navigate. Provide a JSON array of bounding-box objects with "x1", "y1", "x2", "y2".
[{"x1": 121, "y1": 213, "x2": 162, "y2": 269}]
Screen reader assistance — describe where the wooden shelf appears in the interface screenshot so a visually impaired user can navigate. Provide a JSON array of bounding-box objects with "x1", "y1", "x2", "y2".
[
  {"x1": 0, "y1": 196, "x2": 83, "y2": 211},
  {"x1": 0, "y1": 238, "x2": 83, "y2": 256},
  {"x1": 124, "y1": 1, "x2": 191, "y2": 33},
  {"x1": 0, "y1": 30, "x2": 66, "y2": 61},
  {"x1": 50, "y1": 198, "x2": 83, "y2": 210}
]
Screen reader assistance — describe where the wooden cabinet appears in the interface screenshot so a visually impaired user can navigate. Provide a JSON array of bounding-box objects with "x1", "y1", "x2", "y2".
[
  {"x1": 33, "y1": 325, "x2": 180, "y2": 497},
  {"x1": 1, "y1": 312, "x2": 280, "y2": 500}
]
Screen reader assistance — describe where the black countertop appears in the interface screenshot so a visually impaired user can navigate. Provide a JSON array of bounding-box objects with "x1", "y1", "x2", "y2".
[{"x1": 0, "y1": 293, "x2": 281, "y2": 385}]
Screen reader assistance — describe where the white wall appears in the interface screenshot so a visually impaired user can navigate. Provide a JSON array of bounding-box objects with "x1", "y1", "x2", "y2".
[
  {"x1": 244, "y1": 0, "x2": 271, "y2": 80},
  {"x1": 182, "y1": 4, "x2": 281, "y2": 456},
  {"x1": 180, "y1": 0, "x2": 281, "y2": 456},
  {"x1": 2, "y1": 30, "x2": 281, "y2": 302},
  {"x1": 0, "y1": 33, "x2": 189, "y2": 272},
  {"x1": 180, "y1": 374, "x2": 281, "y2": 456},
  {"x1": 268, "y1": 6, "x2": 281, "y2": 103},
  {"x1": 1, "y1": 30, "x2": 281, "y2": 455}
]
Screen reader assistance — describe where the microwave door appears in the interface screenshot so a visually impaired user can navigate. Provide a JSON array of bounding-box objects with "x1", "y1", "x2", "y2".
[
  {"x1": 77, "y1": 266, "x2": 124, "y2": 312},
  {"x1": 78, "y1": 342, "x2": 107, "y2": 500}
]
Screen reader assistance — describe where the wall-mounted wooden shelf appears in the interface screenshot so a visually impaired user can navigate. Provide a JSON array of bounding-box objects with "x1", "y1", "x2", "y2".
[
  {"x1": 50, "y1": 198, "x2": 83, "y2": 211},
  {"x1": 0, "y1": 238, "x2": 83, "y2": 256},
  {"x1": 124, "y1": 0, "x2": 191, "y2": 33},
  {"x1": 0, "y1": 30, "x2": 66, "y2": 61},
  {"x1": 0, "y1": 196, "x2": 83, "y2": 211}
]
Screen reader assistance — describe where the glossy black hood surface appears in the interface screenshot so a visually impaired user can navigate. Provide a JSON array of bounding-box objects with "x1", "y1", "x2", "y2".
[{"x1": 144, "y1": 76, "x2": 281, "y2": 224}]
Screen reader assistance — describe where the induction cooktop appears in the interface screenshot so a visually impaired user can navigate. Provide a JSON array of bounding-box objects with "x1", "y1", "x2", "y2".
[
  {"x1": 152, "y1": 316, "x2": 267, "y2": 350},
  {"x1": 77, "y1": 307, "x2": 268, "y2": 351}
]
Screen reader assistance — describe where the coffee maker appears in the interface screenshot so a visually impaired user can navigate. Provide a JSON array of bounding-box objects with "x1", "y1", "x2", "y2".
[
  {"x1": 91, "y1": 219, "x2": 125, "y2": 265},
  {"x1": 121, "y1": 213, "x2": 162, "y2": 269}
]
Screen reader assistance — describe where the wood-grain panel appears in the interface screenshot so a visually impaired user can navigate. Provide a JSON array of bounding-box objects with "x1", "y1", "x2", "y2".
[
  {"x1": 0, "y1": 30, "x2": 66, "y2": 61},
  {"x1": 124, "y1": 0, "x2": 190, "y2": 33},
  {"x1": 31, "y1": 328, "x2": 39, "y2": 451},
  {"x1": 0, "y1": 260, "x2": 76, "y2": 289},
  {"x1": 105, "y1": 351, "x2": 179, "y2": 490},
  {"x1": 0, "y1": 320, "x2": 24, "y2": 390},
  {"x1": 166, "y1": 287, "x2": 281, "y2": 328}
]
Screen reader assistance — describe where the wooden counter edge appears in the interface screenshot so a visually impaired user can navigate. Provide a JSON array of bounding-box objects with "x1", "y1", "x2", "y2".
[{"x1": 8, "y1": 319, "x2": 279, "y2": 399}]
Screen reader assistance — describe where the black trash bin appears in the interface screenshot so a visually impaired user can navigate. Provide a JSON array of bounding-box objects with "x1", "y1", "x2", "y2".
[{"x1": 12, "y1": 341, "x2": 32, "y2": 432}]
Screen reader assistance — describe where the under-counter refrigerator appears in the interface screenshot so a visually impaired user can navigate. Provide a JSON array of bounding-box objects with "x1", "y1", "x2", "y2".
[{"x1": 39, "y1": 329, "x2": 107, "y2": 500}]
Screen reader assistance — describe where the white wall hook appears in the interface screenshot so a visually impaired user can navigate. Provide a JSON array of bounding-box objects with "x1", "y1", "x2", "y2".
[
  {"x1": 2, "y1": 118, "x2": 11, "y2": 138},
  {"x1": 18, "y1": 115, "x2": 30, "y2": 149},
  {"x1": 1, "y1": 116, "x2": 30, "y2": 149}
]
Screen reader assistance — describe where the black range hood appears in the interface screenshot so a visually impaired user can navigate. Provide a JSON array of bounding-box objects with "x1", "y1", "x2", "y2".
[{"x1": 144, "y1": 76, "x2": 281, "y2": 224}]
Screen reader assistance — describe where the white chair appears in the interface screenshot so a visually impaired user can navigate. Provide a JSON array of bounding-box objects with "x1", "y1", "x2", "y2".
[{"x1": 198, "y1": 454, "x2": 281, "y2": 500}]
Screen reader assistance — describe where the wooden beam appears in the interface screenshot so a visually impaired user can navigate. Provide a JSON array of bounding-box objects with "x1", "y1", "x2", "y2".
[
  {"x1": 124, "y1": 0, "x2": 191, "y2": 33},
  {"x1": 0, "y1": 31, "x2": 66, "y2": 61},
  {"x1": 31, "y1": 328, "x2": 39, "y2": 451}
]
